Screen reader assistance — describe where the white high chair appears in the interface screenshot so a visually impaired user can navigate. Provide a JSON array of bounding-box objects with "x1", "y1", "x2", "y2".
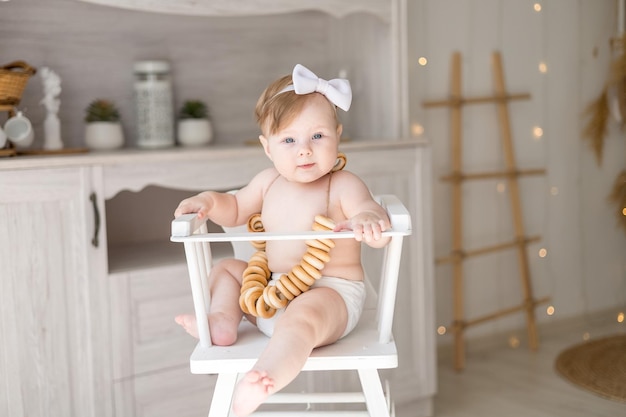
[{"x1": 170, "y1": 194, "x2": 411, "y2": 417}]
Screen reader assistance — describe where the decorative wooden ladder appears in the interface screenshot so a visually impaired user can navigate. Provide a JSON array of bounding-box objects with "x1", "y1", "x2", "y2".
[{"x1": 424, "y1": 51, "x2": 550, "y2": 371}]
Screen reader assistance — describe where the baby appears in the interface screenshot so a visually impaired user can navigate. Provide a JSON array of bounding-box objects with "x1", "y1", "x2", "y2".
[{"x1": 174, "y1": 64, "x2": 390, "y2": 416}]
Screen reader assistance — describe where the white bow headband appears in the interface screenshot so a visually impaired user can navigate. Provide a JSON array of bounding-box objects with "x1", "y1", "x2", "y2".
[{"x1": 275, "y1": 64, "x2": 352, "y2": 111}]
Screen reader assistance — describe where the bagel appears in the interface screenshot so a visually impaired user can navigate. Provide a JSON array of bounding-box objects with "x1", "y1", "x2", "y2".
[
  {"x1": 243, "y1": 287, "x2": 263, "y2": 315},
  {"x1": 247, "y1": 261, "x2": 271, "y2": 277},
  {"x1": 286, "y1": 271, "x2": 310, "y2": 292},
  {"x1": 302, "y1": 252, "x2": 325, "y2": 270},
  {"x1": 277, "y1": 273, "x2": 302, "y2": 297},
  {"x1": 314, "y1": 214, "x2": 335, "y2": 230},
  {"x1": 292, "y1": 264, "x2": 316, "y2": 286},
  {"x1": 275, "y1": 279, "x2": 296, "y2": 300},
  {"x1": 248, "y1": 214, "x2": 264, "y2": 232},
  {"x1": 240, "y1": 279, "x2": 266, "y2": 294},
  {"x1": 240, "y1": 209, "x2": 339, "y2": 317},
  {"x1": 244, "y1": 264, "x2": 269, "y2": 277},
  {"x1": 306, "y1": 247, "x2": 331, "y2": 263},
  {"x1": 332, "y1": 152, "x2": 347, "y2": 172},
  {"x1": 305, "y1": 238, "x2": 334, "y2": 251},
  {"x1": 300, "y1": 260, "x2": 323, "y2": 280},
  {"x1": 265, "y1": 285, "x2": 288, "y2": 309},
  {"x1": 255, "y1": 296, "x2": 276, "y2": 318}
]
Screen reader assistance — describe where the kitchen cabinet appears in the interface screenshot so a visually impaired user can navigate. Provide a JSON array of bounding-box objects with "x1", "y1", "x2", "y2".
[
  {"x1": 1, "y1": 0, "x2": 432, "y2": 413},
  {"x1": 0, "y1": 139, "x2": 435, "y2": 416},
  {"x1": 0, "y1": 166, "x2": 111, "y2": 417},
  {"x1": 62, "y1": 0, "x2": 408, "y2": 145}
]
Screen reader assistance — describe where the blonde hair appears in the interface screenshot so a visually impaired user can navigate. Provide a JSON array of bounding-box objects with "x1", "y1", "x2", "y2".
[{"x1": 255, "y1": 73, "x2": 340, "y2": 136}]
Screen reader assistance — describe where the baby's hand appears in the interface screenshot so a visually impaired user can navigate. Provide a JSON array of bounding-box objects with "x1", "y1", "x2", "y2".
[
  {"x1": 333, "y1": 213, "x2": 390, "y2": 243},
  {"x1": 174, "y1": 193, "x2": 212, "y2": 219}
]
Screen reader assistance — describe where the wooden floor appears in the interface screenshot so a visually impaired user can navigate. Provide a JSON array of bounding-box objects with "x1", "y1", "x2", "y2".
[{"x1": 397, "y1": 310, "x2": 626, "y2": 417}]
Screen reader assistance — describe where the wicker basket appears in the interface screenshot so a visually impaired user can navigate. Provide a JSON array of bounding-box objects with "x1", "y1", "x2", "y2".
[{"x1": 0, "y1": 61, "x2": 37, "y2": 106}]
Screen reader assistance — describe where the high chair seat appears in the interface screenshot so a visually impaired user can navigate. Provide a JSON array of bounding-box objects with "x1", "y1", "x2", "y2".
[
  {"x1": 189, "y1": 309, "x2": 397, "y2": 374},
  {"x1": 171, "y1": 194, "x2": 411, "y2": 417}
]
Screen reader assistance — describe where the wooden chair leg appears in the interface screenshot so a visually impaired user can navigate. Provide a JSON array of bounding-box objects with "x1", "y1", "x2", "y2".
[
  {"x1": 208, "y1": 372, "x2": 238, "y2": 417},
  {"x1": 358, "y1": 369, "x2": 390, "y2": 417}
]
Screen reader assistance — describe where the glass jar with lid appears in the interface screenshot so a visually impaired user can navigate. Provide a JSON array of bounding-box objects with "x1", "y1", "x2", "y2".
[{"x1": 133, "y1": 60, "x2": 174, "y2": 148}]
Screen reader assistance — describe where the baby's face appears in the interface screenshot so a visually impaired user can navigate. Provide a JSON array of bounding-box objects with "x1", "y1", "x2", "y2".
[{"x1": 260, "y1": 94, "x2": 342, "y2": 183}]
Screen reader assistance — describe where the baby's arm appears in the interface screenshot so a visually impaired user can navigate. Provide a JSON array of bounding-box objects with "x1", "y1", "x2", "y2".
[
  {"x1": 173, "y1": 168, "x2": 275, "y2": 227},
  {"x1": 331, "y1": 171, "x2": 391, "y2": 248}
]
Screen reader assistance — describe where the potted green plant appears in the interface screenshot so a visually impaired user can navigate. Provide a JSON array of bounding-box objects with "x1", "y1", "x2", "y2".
[
  {"x1": 84, "y1": 99, "x2": 124, "y2": 150},
  {"x1": 177, "y1": 99, "x2": 213, "y2": 146}
]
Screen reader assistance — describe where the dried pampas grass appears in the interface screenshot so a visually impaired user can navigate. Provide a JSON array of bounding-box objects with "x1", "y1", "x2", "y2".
[
  {"x1": 582, "y1": 88, "x2": 609, "y2": 165},
  {"x1": 609, "y1": 170, "x2": 626, "y2": 232},
  {"x1": 582, "y1": 34, "x2": 626, "y2": 235}
]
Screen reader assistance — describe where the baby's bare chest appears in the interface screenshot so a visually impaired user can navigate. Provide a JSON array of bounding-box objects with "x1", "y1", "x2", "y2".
[{"x1": 261, "y1": 182, "x2": 336, "y2": 232}]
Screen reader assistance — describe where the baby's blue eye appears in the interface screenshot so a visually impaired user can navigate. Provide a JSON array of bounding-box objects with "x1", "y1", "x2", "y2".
[
  {"x1": 312, "y1": 133, "x2": 322, "y2": 139},
  {"x1": 284, "y1": 137, "x2": 295, "y2": 143}
]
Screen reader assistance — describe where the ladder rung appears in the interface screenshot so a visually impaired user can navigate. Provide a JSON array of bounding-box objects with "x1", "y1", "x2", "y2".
[
  {"x1": 440, "y1": 168, "x2": 546, "y2": 182},
  {"x1": 423, "y1": 92, "x2": 530, "y2": 108},
  {"x1": 459, "y1": 296, "x2": 552, "y2": 328},
  {"x1": 436, "y1": 235, "x2": 541, "y2": 264}
]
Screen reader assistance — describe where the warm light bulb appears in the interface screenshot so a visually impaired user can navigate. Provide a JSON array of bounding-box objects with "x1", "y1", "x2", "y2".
[
  {"x1": 533, "y1": 126, "x2": 543, "y2": 139},
  {"x1": 546, "y1": 305, "x2": 555, "y2": 316},
  {"x1": 538, "y1": 248, "x2": 547, "y2": 258},
  {"x1": 618, "y1": 312, "x2": 625, "y2": 323},
  {"x1": 418, "y1": 57, "x2": 428, "y2": 66},
  {"x1": 533, "y1": 3, "x2": 542, "y2": 12},
  {"x1": 622, "y1": 207, "x2": 626, "y2": 216},
  {"x1": 411, "y1": 123, "x2": 425, "y2": 136},
  {"x1": 538, "y1": 62, "x2": 548, "y2": 73},
  {"x1": 437, "y1": 326, "x2": 447, "y2": 335}
]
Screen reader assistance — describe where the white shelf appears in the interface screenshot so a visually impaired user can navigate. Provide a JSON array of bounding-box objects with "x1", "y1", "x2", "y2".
[
  {"x1": 77, "y1": 0, "x2": 392, "y2": 21},
  {"x1": 108, "y1": 240, "x2": 234, "y2": 274}
]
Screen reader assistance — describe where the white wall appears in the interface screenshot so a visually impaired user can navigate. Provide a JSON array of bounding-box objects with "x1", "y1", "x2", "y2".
[
  {"x1": 0, "y1": 0, "x2": 391, "y2": 148},
  {"x1": 2, "y1": 0, "x2": 624, "y2": 348},
  {"x1": 408, "y1": 0, "x2": 626, "y2": 346}
]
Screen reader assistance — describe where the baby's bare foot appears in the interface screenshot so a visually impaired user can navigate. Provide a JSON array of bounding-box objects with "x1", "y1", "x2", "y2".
[
  {"x1": 231, "y1": 370, "x2": 274, "y2": 417},
  {"x1": 175, "y1": 314, "x2": 199, "y2": 338},
  {"x1": 175, "y1": 312, "x2": 239, "y2": 345}
]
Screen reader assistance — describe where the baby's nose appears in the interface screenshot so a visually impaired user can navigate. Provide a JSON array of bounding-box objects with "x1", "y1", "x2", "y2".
[{"x1": 298, "y1": 142, "x2": 313, "y2": 155}]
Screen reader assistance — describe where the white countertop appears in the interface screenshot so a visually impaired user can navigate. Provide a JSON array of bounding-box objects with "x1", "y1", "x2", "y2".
[{"x1": 0, "y1": 139, "x2": 427, "y2": 171}]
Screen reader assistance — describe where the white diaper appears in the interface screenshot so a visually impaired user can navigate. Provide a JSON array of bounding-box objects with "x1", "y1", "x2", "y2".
[{"x1": 255, "y1": 273, "x2": 366, "y2": 339}]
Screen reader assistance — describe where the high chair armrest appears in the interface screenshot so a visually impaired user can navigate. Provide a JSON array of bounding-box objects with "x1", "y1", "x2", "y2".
[
  {"x1": 170, "y1": 194, "x2": 412, "y2": 241},
  {"x1": 171, "y1": 213, "x2": 210, "y2": 237},
  {"x1": 376, "y1": 194, "x2": 411, "y2": 234}
]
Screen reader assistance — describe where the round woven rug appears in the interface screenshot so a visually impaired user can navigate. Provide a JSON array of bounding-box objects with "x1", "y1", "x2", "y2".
[{"x1": 555, "y1": 334, "x2": 626, "y2": 403}]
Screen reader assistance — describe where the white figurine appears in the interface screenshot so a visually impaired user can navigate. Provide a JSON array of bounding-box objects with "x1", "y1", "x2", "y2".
[{"x1": 40, "y1": 67, "x2": 63, "y2": 150}]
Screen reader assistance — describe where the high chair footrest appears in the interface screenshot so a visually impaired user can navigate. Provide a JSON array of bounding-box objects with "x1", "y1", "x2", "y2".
[
  {"x1": 264, "y1": 392, "x2": 366, "y2": 404},
  {"x1": 251, "y1": 412, "x2": 370, "y2": 416}
]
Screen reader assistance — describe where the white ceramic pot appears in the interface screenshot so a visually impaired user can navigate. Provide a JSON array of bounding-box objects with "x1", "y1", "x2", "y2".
[
  {"x1": 177, "y1": 119, "x2": 213, "y2": 146},
  {"x1": 85, "y1": 122, "x2": 124, "y2": 150}
]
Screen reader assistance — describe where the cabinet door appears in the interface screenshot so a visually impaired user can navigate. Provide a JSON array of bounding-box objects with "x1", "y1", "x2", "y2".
[
  {"x1": 0, "y1": 167, "x2": 111, "y2": 417},
  {"x1": 348, "y1": 146, "x2": 436, "y2": 414},
  {"x1": 110, "y1": 264, "x2": 214, "y2": 417}
]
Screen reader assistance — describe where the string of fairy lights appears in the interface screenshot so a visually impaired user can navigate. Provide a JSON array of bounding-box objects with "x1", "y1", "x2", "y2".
[{"x1": 411, "y1": 1, "x2": 625, "y2": 349}]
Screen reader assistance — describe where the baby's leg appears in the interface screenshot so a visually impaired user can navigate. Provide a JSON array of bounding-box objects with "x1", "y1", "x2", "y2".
[
  {"x1": 231, "y1": 287, "x2": 348, "y2": 416},
  {"x1": 175, "y1": 258, "x2": 247, "y2": 346}
]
